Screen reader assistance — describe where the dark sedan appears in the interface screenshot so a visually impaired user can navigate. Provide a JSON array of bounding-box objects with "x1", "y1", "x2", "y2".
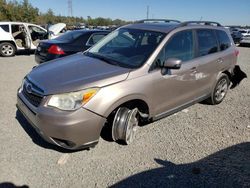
[
  {"x1": 35, "y1": 30, "x2": 109, "y2": 64},
  {"x1": 231, "y1": 31, "x2": 243, "y2": 44}
]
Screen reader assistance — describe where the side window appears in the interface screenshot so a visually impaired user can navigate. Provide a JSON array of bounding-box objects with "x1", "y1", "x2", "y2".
[
  {"x1": 86, "y1": 33, "x2": 106, "y2": 46},
  {"x1": 165, "y1": 30, "x2": 194, "y2": 62},
  {"x1": 0, "y1": 25, "x2": 9, "y2": 32},
  {"x1": 197, "y1": 29, "x2": 218, "y2": 56},
  {"x1": 141, "y1": 33, "x2": 163, "y2": 46},
  {"x1": 28, "y1": 26, "x2": 47, "y2": 40},
  {"x1": 28, "y1": 26, "x2": 46, "y2": 34},
  {"x1": 152, "y1": 30, "x2": 194, "y2": 69},
  {"x1": 216, "y1": 30, "x2": 231, "y2": 51},
  {"x1": 107, "y1": 32, "x2": 135, "y2": 48}
]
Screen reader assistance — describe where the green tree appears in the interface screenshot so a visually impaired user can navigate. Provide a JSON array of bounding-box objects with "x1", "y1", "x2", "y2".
[
  {"x1": 44, "y1": 8, "x2": 55, "y2": 24},
  {"x1": 0, "y1": 0, "x2": 129, "y2": 26}
]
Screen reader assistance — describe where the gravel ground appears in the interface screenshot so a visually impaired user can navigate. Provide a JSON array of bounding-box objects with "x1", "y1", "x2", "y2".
[{"x1": 0, "y1": 48, "x2": 249, "y2": 188}]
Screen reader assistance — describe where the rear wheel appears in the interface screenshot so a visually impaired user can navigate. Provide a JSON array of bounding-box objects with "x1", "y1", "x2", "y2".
[
  {"x1": 0, "y1": 42, "x2": 16, "y2": 57},
  {"x1": 112, "y1": 107, "x2": 139, "y2": 145},
  {"x1": 207, "y1": 74, "x2": 229, "y2": 105}
]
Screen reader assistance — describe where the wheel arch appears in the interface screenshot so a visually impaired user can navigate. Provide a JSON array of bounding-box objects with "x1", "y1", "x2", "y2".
[
  {"x1": 0, "y1": 40, "x2": 17, "y2": 49},
  {"x1": 214, "y1": 69, "x2": 231, "y2": 87},
  {"x1": 104, "y1": 96, "x2": 151, "y2": 121},
  {"x1": 99, "y1": 96, "x2": 151, "y2": 142},
  {"x1": 222, "y1": 70, "x2": 232, "y2": 82}
]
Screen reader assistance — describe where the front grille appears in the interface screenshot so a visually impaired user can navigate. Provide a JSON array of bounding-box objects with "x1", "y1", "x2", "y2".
[{"x1": 21, "y1": 79, "x2": 44, "y2": 107}]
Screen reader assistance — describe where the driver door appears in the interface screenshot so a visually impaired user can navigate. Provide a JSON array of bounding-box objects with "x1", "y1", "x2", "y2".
[
  {"x1": 27, "y1": 25, "x2": 47, "y2": 48},
  {"x1": 150, "y1": 30, "x2": 202, "y2": 117}
]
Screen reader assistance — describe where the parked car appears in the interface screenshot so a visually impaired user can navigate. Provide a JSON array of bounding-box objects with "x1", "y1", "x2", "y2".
[
  {"x1": 47, "y1": 23, "x2": 66, "y2": 39},
  {"x1": 17, "y1": 20, "x2": 238, "y2": 150},
  {"x1": 228, "y1": 28, "x2": 243, "y2": 44},
  {"x1": 35, "y1": 30, "x2": 109, "y2": 63},
  {"x1": 231, "y1": 31, "x2": 243, "y2": 44},
  {"x1": 0, "y1": 22, "x2": 66, "y2": 57},
  {"x1": 240, "y1": 34, "x2": 250, "y2": 46},
  {"x1": 239, "y1": 29, "x2": 250, "y2": 37}
]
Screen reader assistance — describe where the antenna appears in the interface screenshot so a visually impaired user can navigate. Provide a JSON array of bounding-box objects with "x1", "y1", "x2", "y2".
[{"x1": 68, "y1": 0, "x2": 73, "y2": 17}]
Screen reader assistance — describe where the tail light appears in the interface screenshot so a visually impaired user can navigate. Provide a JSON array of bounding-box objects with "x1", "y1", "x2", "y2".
[
  {"x1": 235, "y1": 49, "x2": 239, "y2": 57},
  {"x1": 234, "y1": 49, "x2": 239, "y2": 64},
  {"x1": 48, "y1": 45, "x2": 65, "y2": 55}
]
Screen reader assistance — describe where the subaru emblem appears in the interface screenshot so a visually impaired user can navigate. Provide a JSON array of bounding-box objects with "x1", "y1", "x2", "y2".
[{"x1": 26, "y1": 83, "x2": 32, "y2": 94}]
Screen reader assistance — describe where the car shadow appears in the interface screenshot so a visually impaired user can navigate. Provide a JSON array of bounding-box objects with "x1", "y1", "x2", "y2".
[
  {"x1": 15, "y1": 50, "x2": 35, "y2": 56},
  {"x1": 230, "y1": 65, "x2": 247, "y2": 89},
  {"x1": 15, "y1": 110, "x2": 89, "y2": 153},
  {"x1": 111, "y1": 142, "x2": 250, "y2": 188},
  {"x1": 0, "y1": 182, "x2": 29, "y2": 188}
]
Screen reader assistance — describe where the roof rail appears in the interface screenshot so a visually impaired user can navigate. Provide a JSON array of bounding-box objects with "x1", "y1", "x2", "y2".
[
  {"x1": 135, "y1": 19, "x2": 181, "y2": 24},
  {"x1": 179, "y1": 21, "x2": 222, "y2": 27}
]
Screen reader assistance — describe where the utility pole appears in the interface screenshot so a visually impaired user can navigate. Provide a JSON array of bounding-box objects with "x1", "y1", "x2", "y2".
[
  {"x1": 68, "y1": 0, "x2": 73, "y2": 17},
  {"x1": 146, "y1": 5, "x2": 149, "y2": 19}
]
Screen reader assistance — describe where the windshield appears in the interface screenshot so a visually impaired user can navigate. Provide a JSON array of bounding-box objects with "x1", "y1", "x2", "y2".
[
  {"x1": 87, "y1": 28, "x2": 166, "y2": 68},
  {"x1": 240, "y1": 30, "x2": 247, "y2": 33},
  {"x1": 55, "y1": 31, "x2": 84, "y2": 41}
]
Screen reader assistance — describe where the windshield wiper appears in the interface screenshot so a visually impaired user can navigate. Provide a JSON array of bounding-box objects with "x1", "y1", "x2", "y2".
[{"x1": 84, "y1": 52, "x2": 120, "y2": 66}]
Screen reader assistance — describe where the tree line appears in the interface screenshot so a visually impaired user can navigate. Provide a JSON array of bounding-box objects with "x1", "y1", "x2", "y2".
[{"x1": 0, "y1": 0, "x2": 129, "y2": 26}]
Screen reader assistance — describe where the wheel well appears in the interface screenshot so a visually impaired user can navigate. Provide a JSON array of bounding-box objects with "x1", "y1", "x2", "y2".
[
  {"x1": 101, "y1": 99, "x2": 150, "y2": 141},
  {"x1": 0, "y1": 41, "x2": 17, "y2": 49},
  {"x1": 222, "y1": 70, "x2": 232, "y2": 82},
  {"x1": 117, "y1": 99, "x2": 149, "y2": 115},
  {"x1": 107, "y1": 99, "x2": 150, "y2": 122}
]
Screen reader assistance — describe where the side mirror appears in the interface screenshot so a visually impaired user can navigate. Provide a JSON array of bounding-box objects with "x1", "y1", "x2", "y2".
[{"x1": 164, "y1": 58, "x2": 182, "y2": 69}]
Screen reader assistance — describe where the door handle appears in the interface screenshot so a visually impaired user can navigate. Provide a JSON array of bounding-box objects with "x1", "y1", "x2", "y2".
[
  {"x1": 216, "y1": 58, "x2": 223, "y2": 63},
  {"x1": 190, "y1": 67, "x2": 197, "y2": 73}
]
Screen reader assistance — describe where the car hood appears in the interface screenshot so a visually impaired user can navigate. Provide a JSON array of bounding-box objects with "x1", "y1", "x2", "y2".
[
  {"x1": 27, "y1": 53, "x2": 130, "y2": 95},
  {"x1": 48, "y1": 23, "x2": 66, "y2": 36}
]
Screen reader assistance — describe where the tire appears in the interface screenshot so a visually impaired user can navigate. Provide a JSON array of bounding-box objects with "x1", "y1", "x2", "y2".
[
  {"x1": 0, "y1": 42, "x2": 16, "y2": 57},
  {"x1": 112, "y1": 107, "x2": 139, "y2": 145},
  {"x1": 206, "y1": 74, "x2": 229, "y2": 105}
]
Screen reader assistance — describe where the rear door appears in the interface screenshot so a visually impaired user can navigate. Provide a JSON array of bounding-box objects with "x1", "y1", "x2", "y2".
[
  {"x1": 215, "y1": 29, "x2": 236, "y2": 70},
  {"x1": 11, "y1": 23, "x2": 31, "y2": 49},
  {"x1": 195, "y1": 29, "x2": 234, "y2": 95},
  {"x1": 192, "y1": 29, "x2": 220, "y2": 95}
]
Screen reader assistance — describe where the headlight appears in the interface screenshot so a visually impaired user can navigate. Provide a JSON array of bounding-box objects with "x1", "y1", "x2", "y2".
[
  {"x1": 47, "y1": 88, "x2": 99, "y2": 111},
  {"x1": 18, "y1": 79, "x2": 25, "y2": 93}
]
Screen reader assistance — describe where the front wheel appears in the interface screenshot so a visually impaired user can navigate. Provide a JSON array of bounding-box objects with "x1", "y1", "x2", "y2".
[
  {"x1": 0, "y1": 42, "x2": 16, "y2": 57},
  {"x1": 207, "y1": 74, "x2": 229, "y2": 105},
  {"x1": 112, "y1": 107, "x2": 139, "y2": 145}
]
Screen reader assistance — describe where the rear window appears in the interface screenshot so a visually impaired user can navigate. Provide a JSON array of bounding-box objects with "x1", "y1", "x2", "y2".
[
  {"x1": 0, "y1": 25, "x2": 9, "y2": 32},
  {"x1": 216, "y1": 30, "x2": 231, "y2": 51},
  {"x1": 86, "y1": 33, "x2": 106, "y2": 46},
  {"x1": 55, "y1": 31, "x2": 85, "y2": 41},
  {"x1": 197, "y1": 29, "x2": 218, "y2": 56}
]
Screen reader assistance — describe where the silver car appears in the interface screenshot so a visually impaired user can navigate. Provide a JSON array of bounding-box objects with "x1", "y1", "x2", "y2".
[{"x1": 17, "y1": 20, "x2": 238, "y2": 150}]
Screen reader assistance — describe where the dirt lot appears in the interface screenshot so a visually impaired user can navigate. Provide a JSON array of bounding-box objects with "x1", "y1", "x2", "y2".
[{"x1": 0, "y1": 48, "x2": 249, "y2": 188}]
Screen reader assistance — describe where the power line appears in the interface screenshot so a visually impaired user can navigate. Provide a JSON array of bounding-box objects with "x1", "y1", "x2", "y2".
[{"x1": 68, "y1": 0, "x2": 73, "y2": 17}]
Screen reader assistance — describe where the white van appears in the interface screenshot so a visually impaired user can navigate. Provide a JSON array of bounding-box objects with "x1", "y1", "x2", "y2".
[{"x1": 0, "y1": 22, "x2": 66, "y2": 57}]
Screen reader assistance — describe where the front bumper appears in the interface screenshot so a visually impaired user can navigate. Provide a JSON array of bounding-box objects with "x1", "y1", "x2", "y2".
[{"x1": 17, "y1": 91, "x2": 106, "y2": 150}]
